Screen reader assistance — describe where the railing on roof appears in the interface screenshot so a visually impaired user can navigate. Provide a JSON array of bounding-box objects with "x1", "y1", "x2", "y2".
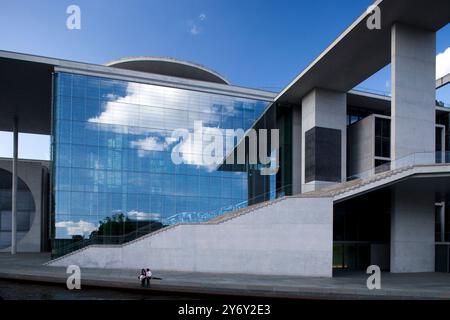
[
  {"x1": 50, "y1": 184, "x2": 294, "y2": 259},
  {"x1": 347, "y1": 151, "x2": 450, "y2": 181}
]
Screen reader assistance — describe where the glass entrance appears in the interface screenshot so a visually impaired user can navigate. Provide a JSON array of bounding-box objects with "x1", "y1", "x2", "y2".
[
  {"x1": 333, "y1": 189, "x2": 391, "y2": 271},
  {"x1": 333, "y1": 242, "x2": 370, "y2": 270}
]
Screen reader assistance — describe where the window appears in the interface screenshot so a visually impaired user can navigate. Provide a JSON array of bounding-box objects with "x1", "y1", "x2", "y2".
[{"x1": 375, "y1": 118, "x2": 390, "y2": 158}]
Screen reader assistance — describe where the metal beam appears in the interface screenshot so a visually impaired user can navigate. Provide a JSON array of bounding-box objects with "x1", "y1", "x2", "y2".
[{"x1": 436, "y1": 74, "x2": 450, "y2": 89}]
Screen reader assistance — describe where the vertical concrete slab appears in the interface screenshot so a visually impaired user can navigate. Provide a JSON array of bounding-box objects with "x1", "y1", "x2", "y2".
[
  {"x1": 390, "y1": 183, "x2": 435, "y2": 273},
  {"x1": 11, "y1": 117, "x2": 18, "y2": 255},
  {"x1": 391, "y1": 24, "x2": 436, "y2": 163},
  {"x1": 292, "y1": 105, "x2": 302, "y2": 195},
  {"x1": 347, "y1": 115, "x2": 375, "y2": 177},
  {"x1": 301, "y1": 88, "x2": 347, "y2": 192}
]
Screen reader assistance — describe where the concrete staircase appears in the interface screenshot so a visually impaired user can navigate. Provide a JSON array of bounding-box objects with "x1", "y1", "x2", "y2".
[
  {"x1": 204, "y1": 196, "x2": 287, "y2": 224},
  {"x1": 47, "y1": 163, "x2": 450, "y2": 267},
  {"x1": 47, "y1": 194, "x2": 334, "y2": 276},
  {"x1": 302, "y1": 165, "x2": 415, "y2": 198}
]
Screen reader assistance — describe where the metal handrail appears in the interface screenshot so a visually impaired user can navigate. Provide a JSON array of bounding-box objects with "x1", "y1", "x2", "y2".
[
  {"x1": 51, "y1": 222, "x2": 165, "y2": 258},
  {"x1": 347, "y1": 151, "x2": 450, "y2": 181},
  {"x1": 52, "y1": 151, "x2": 450, "y2": 259},
  {"x1": 51, "y1": 184, "x2": 297, "y2": 259}
]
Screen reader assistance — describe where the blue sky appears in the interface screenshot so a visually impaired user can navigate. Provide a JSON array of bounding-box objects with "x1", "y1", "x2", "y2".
[{"x1": 0, "y1": 0, "x2": 449, "y2": 160}]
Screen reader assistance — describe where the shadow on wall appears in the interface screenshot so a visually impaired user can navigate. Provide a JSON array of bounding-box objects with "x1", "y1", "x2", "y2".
[{"x1": 0, "y1": 168, "x2": 36, "y2": 250}]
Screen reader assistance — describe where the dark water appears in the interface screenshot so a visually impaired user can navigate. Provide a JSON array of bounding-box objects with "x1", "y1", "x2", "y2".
[{"x1": 0, "y1": 279, "x2": 192, "y2": 300}]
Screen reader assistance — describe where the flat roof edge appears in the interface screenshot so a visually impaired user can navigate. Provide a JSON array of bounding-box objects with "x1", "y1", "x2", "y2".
[
  {"x1": 0, "y1": 50, "x2": 276, "y2": 102},
  {"x1": 54, "y1": 66, "x2": 276, "y2": 102},
  {"x1": 436, "y1": 74, "x2": 450, "y2": 89}
]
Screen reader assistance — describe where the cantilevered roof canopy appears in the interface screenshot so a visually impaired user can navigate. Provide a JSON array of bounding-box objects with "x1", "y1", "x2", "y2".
[
  {"x1": 276, "y1": 0, "x2": 450, "y2": 104},
  {"x1": 0, "y1": 51, "x2": 274, "y2": 135},
  {"x1": 0, "y1": 57, "x2": 53, "y2": 135},
  {"x1": 347, "y1": 90, "x2": 390, "y2": 113}
]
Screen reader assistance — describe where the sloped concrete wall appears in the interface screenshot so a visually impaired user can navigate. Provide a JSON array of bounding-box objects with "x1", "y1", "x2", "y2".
[{"x1": 48, "y1": 197, "x2": 334, "y2": 277}]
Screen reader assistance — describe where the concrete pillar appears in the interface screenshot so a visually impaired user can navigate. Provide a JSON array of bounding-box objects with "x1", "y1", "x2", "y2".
[
  {"x1": 436, "y1": 202, "x2": 445, "y2": 243},
  {"x1": 301, "y1": 88, "x2": 346, "y2": 192},
  {"x1": 347, "y1": 115, "x2": 376, "y2": 178},
  {"x1": 390, "y1": 183, "x2": 435, "y2": 273},
  {"x1": 292, "y1": 105, "x2": 302, "y2": 195},
  {"x1": 391, "y1": 23, "x2": 436, "y2": 165},
  {"x1": 11, "y1": 117, "x2": 18, "y2": 255},
  {"x1": 436, "y1": 125, "x2": 446, "y2": 163}
]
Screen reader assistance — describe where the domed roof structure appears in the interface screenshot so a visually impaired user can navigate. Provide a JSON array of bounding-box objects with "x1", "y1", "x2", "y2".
[{"x1": 106, "y1": 56, "x2": 230, "y2": 85}]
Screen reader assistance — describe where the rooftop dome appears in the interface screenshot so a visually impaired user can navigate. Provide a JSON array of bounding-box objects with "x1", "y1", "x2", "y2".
[{"x1": 105, "y1": 56, "x2": 230, "y2": 85}]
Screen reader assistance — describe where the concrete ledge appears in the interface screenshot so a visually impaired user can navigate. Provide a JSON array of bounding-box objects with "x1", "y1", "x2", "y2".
[
  {"x1": 1, "y1": 269, "x2": 450, "y2": 300},
  {"x1": 2, "y1": 254, "x2": 450, "y2": 300}
]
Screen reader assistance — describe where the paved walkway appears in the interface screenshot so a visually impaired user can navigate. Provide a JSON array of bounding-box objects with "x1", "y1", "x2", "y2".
[{"x1": 0, "y1": 253, "x2": 449, "y2": 299}]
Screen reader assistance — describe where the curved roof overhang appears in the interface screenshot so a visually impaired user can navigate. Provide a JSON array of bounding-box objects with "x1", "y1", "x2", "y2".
[{"x1": 106, "y1": 56, "x2": 230, "y2": 85}]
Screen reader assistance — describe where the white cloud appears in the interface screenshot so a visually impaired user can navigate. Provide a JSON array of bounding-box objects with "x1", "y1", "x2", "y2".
[
  {"x1": 130, "y1": 137, "x2": 167, "y2": 156},
  {"x1": 86, "y1": 81, "x2": 234, "y2": 170},
  {"x1": 55, "y1": 220, "x2": 97, "y2": 236},
  {"x1": 88, "y1": 82, "x2": 141, "y2": 130},
  {"x1": 188, "y1": 13, "x2": 207, "y2": 35},
  {"x1": 190, "y1": 24, "x2": 200, "y2": 35},
  {"x1": 127, "y1": 210, "x2": 161, "y2": 221},
  {"x1": 88, "y1": 82, "x2": 214, "y2": 132},
  {"x1": 436, "y1": 47, "x2": 450, "y2": 79}
]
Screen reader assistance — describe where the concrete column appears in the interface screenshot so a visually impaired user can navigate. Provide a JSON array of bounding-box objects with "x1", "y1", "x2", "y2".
[
  {"x1": 347, "y1": 115, "x2": 376, "y2": 178},
  {"x1": 11, "y1": 117, "x2": 18, "y2": 255},
  {"x1": 437, "y1": 202, "x2": 445, "y2": 243},
  {"x1": 301, "y1": 88, "x2": 346, "y2": 192},
  {"x1": 292, "y1": 105, "x2": 302, "y2": 195},
  {"x1": 391, "y1": 23, "x2": 436, "y2": 165},
  {"x1": 390, "y1": 183, "x2": 435, "y2": 273},
  {"x1": 437, "y1": 125, "x2": 446, "y2": 163}
]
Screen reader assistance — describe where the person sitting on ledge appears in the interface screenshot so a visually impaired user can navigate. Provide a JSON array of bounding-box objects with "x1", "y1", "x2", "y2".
[{"x1": 138, "y1": 269, "x2": 146, "y2": 287}]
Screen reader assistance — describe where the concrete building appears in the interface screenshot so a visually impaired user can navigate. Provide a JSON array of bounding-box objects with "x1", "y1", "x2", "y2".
[{"x1": 0, "y1": 0, "x2": 449, "y2": 277}]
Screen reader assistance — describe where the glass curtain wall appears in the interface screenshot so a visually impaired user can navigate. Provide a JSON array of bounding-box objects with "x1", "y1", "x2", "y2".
[
  {"x1": 52, "y1": 72, "x2": 270, "y2": 244},
  {"x1": 247, "y1": 103, "x2": 292, "y2": 204}
]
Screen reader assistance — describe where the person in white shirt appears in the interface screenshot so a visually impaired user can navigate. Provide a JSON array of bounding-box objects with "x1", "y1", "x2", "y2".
[{"x1": 145, "y1": 268, "x2": 152, "y2": 287}]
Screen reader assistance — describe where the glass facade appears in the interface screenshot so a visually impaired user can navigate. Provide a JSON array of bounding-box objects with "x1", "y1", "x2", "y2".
[
  {"x1": 52, "y1": 72, "x2": 270, "y2": 242},
  {"x1": 246, "y1": 103, "x2": 293, "y2": 204},
  {"x1": 437, "y1": 112, "x2": 450, "y2": 163}
]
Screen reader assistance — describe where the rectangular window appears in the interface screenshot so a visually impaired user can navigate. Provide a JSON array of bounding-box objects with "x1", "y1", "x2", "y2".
[{"x1": 375, "y1": 118, "x2": 390, "y2": 158}]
